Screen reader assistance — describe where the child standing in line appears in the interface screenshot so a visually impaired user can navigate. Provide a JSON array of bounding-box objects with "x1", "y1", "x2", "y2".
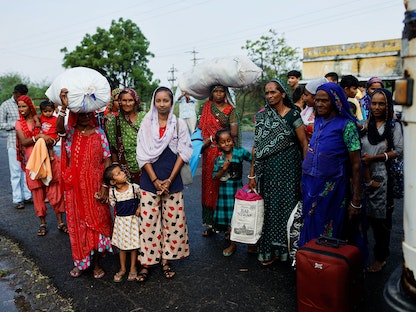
[
  {"x1": 212, "y1": 129, "x2": 252, "y2": 256},
  {"x1": 39, "y1": 100, "x2": 59, "y2": 160},
  {"x1": 103, "y1": 164, "x2": 140, "y2": 282}
]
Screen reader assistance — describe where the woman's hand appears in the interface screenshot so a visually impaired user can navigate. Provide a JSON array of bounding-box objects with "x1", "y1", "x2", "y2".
[
  {"x1": 153, "y1": 178, "x2": 170, "y2": 195},
  {"x1": 248, "y1": 178, "x2": 257, "y2": 191},
  {"x1": 361, "y1": 152, "x2": 372, "y2": 165},
  {"x1": 59, "y1": 88, "x2": 69, "y2": 110},
  {"x1": 94, "y1": 185, "x2": 109, "y2": 203}
]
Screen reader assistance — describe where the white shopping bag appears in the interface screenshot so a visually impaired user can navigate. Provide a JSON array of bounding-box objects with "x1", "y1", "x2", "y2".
[{"x1": 230, "y1": 185, "x2": 264, "y2": 244}]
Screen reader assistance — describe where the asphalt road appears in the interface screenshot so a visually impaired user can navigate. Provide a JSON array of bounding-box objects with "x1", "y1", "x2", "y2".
[{"x1": 0, "y1": 131, "x2": 406, "y2": 311}]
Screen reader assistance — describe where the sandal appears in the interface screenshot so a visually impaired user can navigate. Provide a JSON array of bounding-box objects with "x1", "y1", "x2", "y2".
[
  {"x1": 93, "y1": 268, "x2": 105, "y2": 279},
  {"x1": 366, "y1": 261, "x2": 386, "y2": 273},
  {"x1": 57, "y1": 223, "x2": 69, "y2": 234},
  {"x1": 37, "y1": 224, "x2": 47, "y2": 236},
  {"x1": 223, "y1": 243, "x2": 236, "y2": 257},
  {"x1": 136, "y1": 267, "x2": 149, "y2": 283},
  {"x1": 261, "y1": 257, "x2": 279, "y2": 267},
  {"x1": 127, "y1": 271, "x2": 138, "y2": 282},
  {"x1": 202, "y1": 227, "x2": 215, "y2": 237},
  {"x1": 113, "y1": 271, "x2": 125, "y2": 283},
  {"x1": 161, "y1": 262, "x2": 175, "y2": 279},
  {"x1": 69, "y1": 267, "x2": 82, "y2": 278}
]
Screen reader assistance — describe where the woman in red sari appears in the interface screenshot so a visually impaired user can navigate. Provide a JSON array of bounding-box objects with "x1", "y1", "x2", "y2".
[
  {"x1": 57, "y1": 88, "x2": 113, "y2": 279},
  {"x1": 199, "y1": 85, "x2": 239, "y2": 236},
  {"x1": 15, "y1": 95, "x2": 66, "y2": 236}
]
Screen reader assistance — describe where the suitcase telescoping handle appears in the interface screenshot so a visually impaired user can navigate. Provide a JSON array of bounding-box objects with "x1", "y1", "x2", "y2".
[{"x1": 316, "y1": 236, "x2": 347, "y2": 248}]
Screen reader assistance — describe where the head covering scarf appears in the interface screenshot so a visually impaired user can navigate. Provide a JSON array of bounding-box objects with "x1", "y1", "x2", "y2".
[
  {"x1": 266, "y1": 79, "x2": 295, "y2": 109},
  {"x1": 367, "y1": 88, "x2": 394, "y2": 146},
  {"x1": 119, "y1": 88, "x2": 141, "y2": 112},
  {"x1": 209, "y1": 85, "x2": 235, "y2": 106},
  {"x1": 366, "y1": 76, "x2": 384, "y2": 91},
  {"x1": 305, "y1": 77, "x2": 328, "y2": 95},
  {"x1": 136, "y1": 86, "x2": 192, "y2": 168},
  {"x1": 16, "y1": 95, "x2": 41, "y2": 170},
  {"x1": 316, "y1": 82, "x2": 356, "y2": 122}
]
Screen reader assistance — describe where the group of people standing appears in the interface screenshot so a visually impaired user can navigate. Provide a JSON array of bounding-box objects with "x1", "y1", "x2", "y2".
[{"x1": 0, "y1": 73, "x2": 403, "y2": 284}]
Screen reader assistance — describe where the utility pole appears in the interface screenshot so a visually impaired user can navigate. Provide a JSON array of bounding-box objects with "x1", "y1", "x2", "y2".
[
  {"x1": 167, "y1": 64, "x2": 178, "y2": 90},
  {"x1": 186, "y1": 48, "x2": 202, "y2": 66}
]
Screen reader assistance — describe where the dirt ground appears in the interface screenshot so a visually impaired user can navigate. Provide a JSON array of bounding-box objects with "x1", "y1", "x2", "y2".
[{"x1": 0, "y1": 235, "x2": 73, "y2": 312}]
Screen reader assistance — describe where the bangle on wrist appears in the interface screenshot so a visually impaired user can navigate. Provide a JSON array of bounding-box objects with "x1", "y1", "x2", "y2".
[
  {"x1": 350, "y1": 202, "x2": 362, "y2": 209},
  {"x1": 58, "y1": 132, "x2": 66, "y2": 137},
  {"x1": 152, "y1": 177, "x2": 158, "y2": 183},
  {"x1": 247, "y1": 174, "x2": 256, "y2": 179},
  {"x1": 58, "y1": 111, "x2": 67, "y2": 117},
  {"x1": 167, "y1": 178, "x2": 172, "y2": 184},
  {"x1": 32, "y1": 136, "x2": 36, "y2": 143},
  {"x1": 210, "y1": 135, "x2": 213, "y2": 143},
  {"x1": 384, "y1": 152, "x2": 389, "y2": 162},
  {"x1": 102, "y1": 184, "x2": 108, "y2": 188}
]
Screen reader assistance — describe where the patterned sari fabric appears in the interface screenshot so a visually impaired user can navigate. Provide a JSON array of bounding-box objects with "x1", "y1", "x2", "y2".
[
  {"x1": 62, "y1": 128, "x2": 113, "y2": 270},
  {"x1": 299, "y1": 82, "x2": 362, "y2": 249},
  {"x1": 106, "y1": 111, "x2": 146, "y2": 184},
  {"x1": 254, "y1": 106, "x2": 303, "y2": 262},
  {"x1": 199, "y1": 101, "x2": 238, "y2": 226}
]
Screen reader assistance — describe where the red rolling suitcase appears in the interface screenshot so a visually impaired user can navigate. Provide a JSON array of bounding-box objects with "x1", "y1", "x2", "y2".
[{"x1": 296, "y1": 236, "x2": 364, "y2": 312}]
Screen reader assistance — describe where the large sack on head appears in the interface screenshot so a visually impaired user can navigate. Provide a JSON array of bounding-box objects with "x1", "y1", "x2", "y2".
[
  {"x1": 45, "y1": 67, "x2": 111, "y2": 112},
  {"x1": 178, "y1": 56, "x2": 262, "y2": 99}
]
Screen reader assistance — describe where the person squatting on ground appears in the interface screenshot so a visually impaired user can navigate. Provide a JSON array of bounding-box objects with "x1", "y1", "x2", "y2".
[
  {"x1": 103, "y1": 164, "x2": 141, "y2": 282},
  {"x1": 57, "y1": 88, "x2": 113, "y2": 279},
  {"x1": 136, "y1": 86, "x2": 192, "y2": 282},
  {"x1": 15, "y1": 95, "x2": 66, "y2": 237},
  {"x1": 211, "y1": 129, "x2": 252, "y2": 257}
]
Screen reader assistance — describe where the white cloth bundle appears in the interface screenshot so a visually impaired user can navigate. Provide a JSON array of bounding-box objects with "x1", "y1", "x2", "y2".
[
  {"x1": 178, "y1": 56, "x2": 262, "y2": 99},
  {"x1": 45, "y1": 67, "x2": 111, "y2": 112}
]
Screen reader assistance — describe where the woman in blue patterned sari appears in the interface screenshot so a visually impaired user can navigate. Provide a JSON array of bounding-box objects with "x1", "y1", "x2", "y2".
[{"x1": 299, "y1": 82, "x2": 364, "y2": 251}]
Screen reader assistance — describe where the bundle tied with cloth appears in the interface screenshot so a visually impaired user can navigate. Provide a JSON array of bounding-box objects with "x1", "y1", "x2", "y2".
[
  {"x1": 178, "y1": 55, "x2": 262, "y2": 99},
  {"x1": 45, "y1": 66, "x2": 111, "y2": 112}
]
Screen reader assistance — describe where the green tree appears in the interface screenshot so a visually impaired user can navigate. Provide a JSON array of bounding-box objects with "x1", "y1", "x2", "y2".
[
  {"x1": 61, "y1": 18, "x2": 158, "y2": 102},
  {"x1": 242, "y1": 29, "x2": 300, "y2": 82},
  {"x1": 0, "y1": 73, "x2": 47, "y2": 106},
  {"x1": 236, "y1": 30, "x2": 301, "y2": 130}
]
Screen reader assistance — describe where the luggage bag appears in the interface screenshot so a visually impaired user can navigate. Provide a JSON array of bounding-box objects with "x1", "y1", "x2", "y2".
[{"x1": 296, "y1": 236, "x2": 364, "y2": 312}]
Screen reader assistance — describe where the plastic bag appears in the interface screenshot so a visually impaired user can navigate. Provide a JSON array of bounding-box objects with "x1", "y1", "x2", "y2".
[
  {"x1": 230, "y1": 185, "x2": 264, "y2": 244},
  {"x1": 45, "y1": 67, "x2": 111, "y2": 112},
  {"x1": 178, "y1": 56, "x2": 262, "y2": 99}
]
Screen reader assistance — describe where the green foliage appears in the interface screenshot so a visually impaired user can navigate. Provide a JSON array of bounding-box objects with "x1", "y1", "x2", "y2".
[
  {"x1": 0, "y1": 73, "x2": 48, "y2": 107},
  {"x1": 242, "y1": 29, "x2": 300, "y2": 82},
  {"x1": 61, "y1": 18, "x2": 158, "y2": 103},
  {"x1": 236, "y1": 30, "x2": 301, "y2": 124}
]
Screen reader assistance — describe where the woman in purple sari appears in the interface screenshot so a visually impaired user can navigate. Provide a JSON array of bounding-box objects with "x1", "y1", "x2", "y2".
[{"x1": 299, "y1": 82, "x2": 363, "y2": 248}]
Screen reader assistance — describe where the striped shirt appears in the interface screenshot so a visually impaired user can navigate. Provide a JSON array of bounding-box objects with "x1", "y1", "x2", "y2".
[{"x1": 0, "y1": 97, "x2": 19, "y2": 149}]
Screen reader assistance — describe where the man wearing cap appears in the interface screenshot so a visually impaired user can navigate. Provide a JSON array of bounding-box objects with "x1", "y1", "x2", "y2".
[
  {"x1": 0, "y1": 84, "x2": 33, "y2": 209},
  {"x1": 301, "y1": 77, "x2": 328, "y2": 141}
]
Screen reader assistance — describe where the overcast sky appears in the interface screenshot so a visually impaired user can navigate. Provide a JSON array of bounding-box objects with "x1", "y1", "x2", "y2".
[{"x1": 0, "y1": 0, "x2": 405, "y2": 88}]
